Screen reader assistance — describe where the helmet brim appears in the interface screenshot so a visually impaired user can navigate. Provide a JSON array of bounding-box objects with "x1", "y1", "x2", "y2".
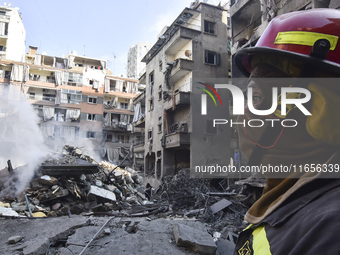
[{"x1": 235, "y1": 46, "x2": 340, "y2": 77}]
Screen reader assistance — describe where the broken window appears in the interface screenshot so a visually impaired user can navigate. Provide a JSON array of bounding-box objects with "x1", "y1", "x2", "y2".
[
  {"x1": 87, "y1": 114, "x2": 97, "y2": 121},
  {"x1": 88, "y1": 97, "x2": 97, "y2": 104},
  {"x1": 61, "y1": 89, "x2": 82, "y2": 104},
  {"x1": 204, "y1": 50, "x2": 220, "y2": 66},
  {"x1": 4, "y1": 70, "x2": 10, "y2": 79},
  {"x1": 29, "y1": 92, "x2": 35, "y2": 99},
  {"x1": 110, "y1": 80, "x2": 116, "y2": 91},
  {"x1": 63, "y1": 72, "x2": 83, "y2": 86},
  {"x1": 204, "y1": 20, "x2": 215, "y2": 34},
  {"x1": 86, "y1": 131, "x2": 95, "y2": 139}
]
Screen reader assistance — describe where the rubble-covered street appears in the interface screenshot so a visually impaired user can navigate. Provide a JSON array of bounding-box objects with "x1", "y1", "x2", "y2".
[{"x1": 0, "y1": 145, "x2": 264, "y2": 255}]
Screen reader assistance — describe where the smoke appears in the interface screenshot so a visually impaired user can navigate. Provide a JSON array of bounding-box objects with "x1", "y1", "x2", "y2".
[{"x1": 0, "y1": 85, "x2": 49, "y2": 197}]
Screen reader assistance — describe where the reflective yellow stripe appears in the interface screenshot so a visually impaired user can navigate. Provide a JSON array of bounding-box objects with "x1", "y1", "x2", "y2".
[
  {"x1": 252, "y1": 226, "x2": 272, "y2": 255},
  {"x1": 274, "y1": 31, "x2": 338, "y2": 50}
]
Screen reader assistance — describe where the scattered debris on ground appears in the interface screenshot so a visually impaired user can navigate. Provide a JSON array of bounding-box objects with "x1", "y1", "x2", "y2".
[{"x1": 0, "y1": 145, "x2": 265, "y2": 254}]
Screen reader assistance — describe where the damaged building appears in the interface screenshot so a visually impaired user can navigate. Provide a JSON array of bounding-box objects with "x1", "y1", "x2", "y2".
[
  {"x1": 1, "y1": 43, "x2": 142, "y2": 166},
  {"x1": 138, "y1": 2, "x2": 231, "y2": 181}
]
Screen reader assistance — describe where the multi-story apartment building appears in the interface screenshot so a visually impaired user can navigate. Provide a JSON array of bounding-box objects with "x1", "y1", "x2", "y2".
[
  {"x1": 140, "y1": 2, "x2": 230, "y2": 181},
  {"x1": 0, "y1": 44, "x2": 141, "y2": 166},
  {"x1": 0, "y1": 4, "x2": 25, "y2": 62},
  {"x1": 127, "y1": 42, "x2": 153, "y2": 79},
  {"x1": 230, "y1": 0, "x2": 340, "y2": 77},
  {"x1": 131, "y1": 89, "x2": 146, "y2": 171}
]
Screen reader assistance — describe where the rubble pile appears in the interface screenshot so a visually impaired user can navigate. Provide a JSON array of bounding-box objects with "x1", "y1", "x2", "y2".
[
  {"x1": 0, "y1": 147, "x2": 264, "y2": 246},
  {"x1": 156, "y1": 169, "x2": 262, "y2": 234},
  {"x1": 0, "y1": 145, "x2": 148, "y2": 218}
]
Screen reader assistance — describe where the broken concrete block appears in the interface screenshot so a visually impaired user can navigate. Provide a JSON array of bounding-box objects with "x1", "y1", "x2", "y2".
[
  {"x1": 47, "y1": 211, "x2": 57, "y2": 217},
  {"x1": 38, "y1": 175, "x2": 58, "y2": 186},
  {"x1": 7, "y1": 235, "x2": 23, "y2": 244},
  {"x1": 104, "y1": 228, "x2": 111, "y2": 235},
  {"x1": 11, "y1": 202, "x2": 35, "y2": 212},
  {"x1": 88, "y1": 185, "x2": 116, "y2": 202},
  {"x1": 173, "y1": 223, "x2": 217, "y2": 255},
  {"x1": 216, "y1": 239, "x2": 236, "y2": 255},
  {"x1": 52, "y1": 203, "x2": 61, "y2": 211},
  {"x1": 210, "y1": 199, "x2": 232, "y2": 215},
  {"x1": 0, "y1": 207, "x2": 19, "y2": 217}
]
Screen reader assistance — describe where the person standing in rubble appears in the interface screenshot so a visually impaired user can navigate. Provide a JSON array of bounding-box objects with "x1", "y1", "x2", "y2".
[{"x1": 233, "y1": 8, "x2": 340, "y2": 254}]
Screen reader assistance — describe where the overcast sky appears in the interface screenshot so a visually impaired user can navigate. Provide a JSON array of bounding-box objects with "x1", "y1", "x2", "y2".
[{"x1": 7, "y1": 0, "x2": 202, "y2": 76}]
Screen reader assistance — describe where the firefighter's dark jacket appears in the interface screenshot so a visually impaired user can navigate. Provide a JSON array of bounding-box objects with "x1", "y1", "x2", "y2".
[{"x1": 234, "y1": 177, "x2": 340, "y2": 255}]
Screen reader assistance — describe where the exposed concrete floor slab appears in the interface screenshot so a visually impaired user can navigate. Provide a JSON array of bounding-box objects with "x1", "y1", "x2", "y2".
[
  {"x1": 0, "y1": 216, "x2": 88, "y2": 255},
  {"x1": 0, "y1": 216, "x2": 215, "y2": 255}
]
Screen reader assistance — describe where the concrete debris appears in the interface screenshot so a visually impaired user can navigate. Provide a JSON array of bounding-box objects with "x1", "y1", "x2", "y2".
[
  {"x1": 7, "y1": 235, "x2": 22, "y2": 244},
  {"x1": 0, "y1": 145, "x2": 266, "y2": 254},
  {"x1": 216, "y1": 239, "x2": 236, "y2": 255},
  {"x1": 88, "y1": 185, "x2": 116, "y2": 202},
  {"x1": 210, "y1": 199, "x2": 232, "y2": 215},
  {"x1": 0, "y1": 207, "x2": 19, "y2": 217},
  {"x1": 38, "y1": 175, "x2": 58, "y2": 186},
  {"x1": 173, "y1": 223, "x2": 217, "y2": 255}
]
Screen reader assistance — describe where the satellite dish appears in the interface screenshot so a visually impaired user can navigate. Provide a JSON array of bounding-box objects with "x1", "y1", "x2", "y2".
[{"x1": 184, "y1": 50, "x2": 191, "y2": 57}]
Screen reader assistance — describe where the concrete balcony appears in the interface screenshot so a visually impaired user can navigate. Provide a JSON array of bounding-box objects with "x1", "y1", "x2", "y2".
[
  {"x1": 164, "y1": 132, "x2": 190, "y2": 149},
  {"x1": 165, "y1": 27, "x2": 200, "y2": 56},
  {"x1": 0, "y1": 14, "x2": 10, "y2": 23},
  {"x1": 164, "y1": 91, "x2": 190, "y2": 110},
  {"x1": 168, "y1": 58, "x2": 193, "y2": 84}
]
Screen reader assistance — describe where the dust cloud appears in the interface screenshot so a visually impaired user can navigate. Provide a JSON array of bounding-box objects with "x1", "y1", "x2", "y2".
[{"x1": 0, "y1": 85, "x2": 49, "y2": 196}]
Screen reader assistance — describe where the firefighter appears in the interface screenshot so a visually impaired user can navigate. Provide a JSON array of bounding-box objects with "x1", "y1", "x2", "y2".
[{"x1": 233, "y1": 8, "x2": 340, "y2": 254}]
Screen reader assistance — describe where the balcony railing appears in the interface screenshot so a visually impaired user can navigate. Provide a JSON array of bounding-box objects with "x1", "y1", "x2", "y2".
[{"x1": 28, "y1": 94, "x2": 56, "y2": 102}]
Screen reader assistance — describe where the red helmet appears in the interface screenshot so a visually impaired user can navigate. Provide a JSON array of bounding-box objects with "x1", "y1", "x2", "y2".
[{"x1": 235, "y1": 8, "x2": 340, "y2": 77}]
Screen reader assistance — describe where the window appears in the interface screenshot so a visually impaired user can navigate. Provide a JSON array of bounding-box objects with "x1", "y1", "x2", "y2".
[
  {"x1": 63, "y1": 72, "x2": 83, "y2": 86},
  {"x1": 148, "y1": 130, "x2": 153, "y2": 140},
  {"x1": 43, "y1": 94, "x2": 55, "y2": 102},
  {"x1": 87, "y1": 114, "x2": 97, "y2": 121},
  {"x1": 4, "y1": 70, "x2": 10, "y2": 79},
  {"x1": 118, "y1": 135, "x2": 129, "y2": 144},
  {"x1": 149, "y1": 98, "x2": 154, "y2": 111},
  {"x1": 88, "y1": 97, "x2": 97, "y2": 104},
  {"x1": 149, "y1": 72, "x2": 154, "y2": 96},
  {"x1": 61, "y1": 89, "x2": 82, "y2": 104},
  {"x1": 158, "y1": 85, "x2": 162, "y2": 101},
  {"x1": 29, "y1": 92, "x2": 35, "y2": 99},
  {"x1": 204, "y1": 50, "x2": 220, "y2": 65},
  {"x1": 158, "y1": 123, "x2": 162, "y2": 133},
  {"x1": 159, "y1": 61, "x2": 163, "y2": 72},
  {"x1": 204, "y1": 20, "x2": 215, "y2": 34},
  {"x1": 86, "y1": 131, "x2": 95, "y2": 139},
  {"x1": 110, "y1": 80, "x2": 116, "y2": 91},
  {"x1": 120, "y1": 102, "x2": 128, "y2": 109}
]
